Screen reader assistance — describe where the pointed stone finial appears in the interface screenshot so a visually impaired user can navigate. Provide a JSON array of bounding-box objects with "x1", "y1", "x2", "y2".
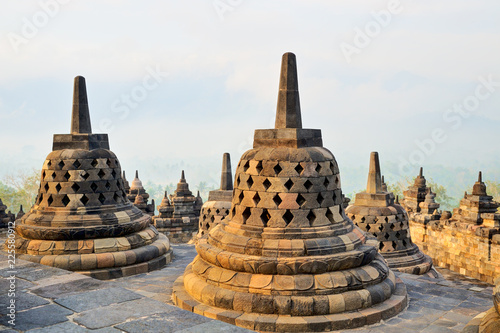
[
  {"x1": 275, "y1": 52, "x2": 302, "y2": 129},
  {"x1": 220, "y1": 152, "x2": 233, "y2": 191},
  {"x1": 135, "y1": 170, "x2": 139, "y2": 179},
  {"x1": 123, "y1": 170, "x2": 127, "y2": 181},
  {"x1": 464, "y1": 191, "x2": 468, "y2": 198},
  {"x1": 181, "y1": 170, "x2": 185, "y2": 181},
  {"x1": 382, "y1": 175, "x2": 385, "y2": 183},
  {"x1": 419, "y1": 167, "x2": 423, "y2": 177},
  {"x1": 478, "y1": 171, "x2": 482, "y2": 182},
  {"x1": 366, "y1": 152, "x2": 382, "y2": 194},
  {"x1": 197, "y1": 190, "x2": 200, "y2": 197},
  {"x1": 164, "y1": 191, "x2": 168, "y2": 198},
  {"x1": 71, "y1": 76, "x2": 92, "y2": 134},
  {"x1": 396, "y1": 195, "x2": 400, "y2": 204}
]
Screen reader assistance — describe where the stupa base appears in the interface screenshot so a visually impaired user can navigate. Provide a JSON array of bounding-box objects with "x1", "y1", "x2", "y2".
[
  {"x1": 172, "y1": 275, "x2": 407, "y2": 332},
  {"x1": 15, "y1": 233, "x2": 172, "y2": 280},
  {"x1": 463, "y1": 307, "x2": 500, "y2": 333},
  {"x1": 385, "y1": 251, "x2": 434, "y2": 276}
]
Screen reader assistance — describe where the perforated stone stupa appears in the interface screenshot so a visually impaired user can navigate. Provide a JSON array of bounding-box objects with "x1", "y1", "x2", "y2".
[
  {"x1": 9, "y1": 76, "x2": 171, "y2": 279},
  {"x1": 345, "y1": 152, "x2": 433, "y2": 276},
  {"x1": 402, "y1": 168, "x2": 443, "y2": 224},
  {"x1": 198, "y1": 152, "x2": 233, "y2": 237},
  {"x1": 126, "y1": 170, "x2": 155, "y2": 216},
  {"x1": 451, "y1": 172, "x2": 500, "y2": 228},
  {"x1": 173, "y1": 53, "x2": 407, "y2": 332},
  {"x1": 152, "y1": 170, "x2": 201, "y2": 242}
]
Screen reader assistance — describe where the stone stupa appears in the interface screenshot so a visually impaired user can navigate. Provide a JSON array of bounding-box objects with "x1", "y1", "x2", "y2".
[
  {"x1": 173, "y1": 53, "x2": 407, "y2": 332},
  {"x1": 198, "y1": 152, "x2": 233, "y2": 237},
  {"x1": 451, "y1": 172, "x2": 500, "y2": 227},
  {"x1": 127, "y1": 170, "x2": 155, "y2": 216},
  {"x1": 9, "y1": 76, "x2": 171, "y2": 279},
  {"x1": 0, "y1": 198, "x2": 14, "y2": 228},
  {"x1": 346, "y1": 152, "x2": 433, "y2": 276},
  {"x1": 152, "y1": 171, "x2": 201, "y2": 242}
]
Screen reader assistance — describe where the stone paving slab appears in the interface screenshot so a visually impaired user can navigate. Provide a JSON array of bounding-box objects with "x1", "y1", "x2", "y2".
[{"x1": 0, "y1": 243, "x2": 494, "y2": 332}]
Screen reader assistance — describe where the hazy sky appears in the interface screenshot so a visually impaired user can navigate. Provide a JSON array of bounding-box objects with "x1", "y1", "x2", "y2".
[{"x1": 1, "y1": 0, "x2": 500, "y2": 192}]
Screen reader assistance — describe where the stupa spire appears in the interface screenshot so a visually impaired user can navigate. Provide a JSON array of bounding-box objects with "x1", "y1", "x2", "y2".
[
  {"x1": 71, "y1": 76, "x2": 92, "y2": 134},
  {"x1": 419, "y1": 167, "x2": 423, "y2": 177},
  {"x1": 135, "y1": 170, "x2": 139, "y2": 179},
  {"x1": 478, "y1": 171, "x2": 482, "y2": 182},
  {"x1": 181, "y1": 170, "x2": 186, "y2": 181},
  {"x1": 366, "y1": 151, "x2": 382, "y2": 194},
  {"x1": 275, "y1": 52, "x2": 302, "y2": 129},
  {"x1": 220, "y1": 152, "x2": 233, "y2": 191}
]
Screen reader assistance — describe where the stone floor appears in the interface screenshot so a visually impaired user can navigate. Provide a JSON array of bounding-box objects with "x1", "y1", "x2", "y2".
[{"x1": 0, "y1": 242, "x2": 494, "y2": 332}]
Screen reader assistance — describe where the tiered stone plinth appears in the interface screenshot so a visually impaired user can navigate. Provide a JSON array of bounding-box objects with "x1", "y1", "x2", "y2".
[
  {"x1": 8, "y1": 76, "x2": 171, "y2": 279},
  {"x1": 173, "y1": 53, "x2": 407, "y2": 332},
  {"x1": 153, "y1": 171, "x2": 201, "y2": 242},
  {"x1": 198, "y1": 153, "x2": 233, "y2": 237},
  {"x1": 127, "y1": 170, "x2": 155, "y2": 216},
  {"x1": 0, "y1": 198, "x2": 15, "y2": 228},
  {"x1": 346, "y1": 152, "x2": 433, "y2": 276}
]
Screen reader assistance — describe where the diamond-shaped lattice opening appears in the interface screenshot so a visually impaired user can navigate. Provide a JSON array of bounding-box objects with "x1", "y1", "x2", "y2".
[
  {"x1": 385, "y1": 216, "x2": 389, "y2": 222},
  {"x1": 374, "y1": 217, "x2": 379, "y2": 223},
  {"x1": 64, "y1": 171, "x2": 71, "y2": 181},
  {"x1": 295, "y1": 163, "x2": 303, "y2": 175},
  {"x1": 379, "y1": 242, "x2": 384, "y2": 251},
  {"x1": 330, "y1": 161, "x2": 335, "y2": 173},
  {"x1": 216, "y1": 209, "x2": 220, "y2": 214},
  {"x1": 47, "y1": 160, "x2": 52, "y2": 167},
  {"x1": 38, "y1": 193, "x2": 44, "y2": 204},
  {"x1": 225, "y1": 209, "x2": 229, "y2": 215},
  {"x1": 113, "y1": 192, "x2": 120, "y2": 203},
  {"x1": 296, "y1": 194, "x2": 306, "y2": 207},
  {"x1": 105, "y1": 181, "x2": 111, "y2": 191},
  {"x1": 205, "y1": 223, "x2": 210, "y2": 230},
  {"x1": 211, "y1": 215, "x2": 215, "y2": 222},
  {"x1": 44, "y1": 183, "x2": 49, "y2": 192},
  {"x1": 273, "y1": 163, "x2": 282, "y2": 175},
  {"x1": 58, "y1": 160, "x2": 65, "y2": 169},
  {"x1": 111, "y1": 169, "x2": 117, "y2": 179},
  {"x1": 378, "y1": 224, "x2": 384, "y2": 232},
  {"x1": 82, "y1": 172, "x2": 90, "y2": 180},
  {"x1": 360, "y1": 216, "x2": 365, "y2": 222},
  {"x1": 235, "y1": 175, "x2": 241, "y2": 187},
  {"x1": 395, "y1": 231, "x2": 401, "y2": 238},
  {"x1": 389, "y1": 223, "x2": 395, "y2": 230},
  {"x1": 90, "y1": 183, "x2": 98, "y2": 192},
  {"x1": 231, "y1": 207, "x2": 236, "y2": 217},
  {"x1": 47, "y1": 195, "x2": 53, "y2": 206},
  {"x1": 384, "y1": 233, "x2": 390, "y2": 240},
  {"x1": 242, "y1": 207, "x2": 251, "y2": 224},
  {"x1": 253, "y1": 193, "x2": 261, "y2": 206},
  {"x1": 246, "y1": 175, "x2": 254, "y2": 189},
  {"x1": 402, "y1": 239, "x2": 407, "y2": 247},
  {"x1": 91, "y1": 159, "x2": 98, "y2": 168},
  {"x1": 315, "y1": 163, "x2": 322, "y2": 173},
  {"x1": 324, "y1": 178, "x2": 330, "y2": 189},
  {"x1": 98, "y1": 169, "x2": 106, "y2": 179},
  {"x1": 256, "y1": 161, "x2": 263, "y2": 174},
  {"x1": 366, "y1": 224, "x2": 371, "y2": 231},
  {"x1": 307, "y1": 210, "x2": 316, "y2": 224},
  {"x1": 326, "y1": 208, "x2": 334, "y2": 222},
  {"x1": 283, "y1": 210, "x2": 294, "y2": 225},
  {"x1": 392, "y1": 241, "x2": 397, "y2": 249},
  {"x1": 51, "y1": 171, "x2": 56, "y2": 179},
  {"x1": 317, "y1": 193, "x2": 324, "y2": 205},
  {"x1": 98, "y1": 193, "x2": 106, "y2": 204},
  {"x1": 261, "y1": 208, "x2": 270, "y2": 227},
  {"x1": 273, "y1": 194, "x2": 282, "y2": 207},
  {"x1": 207, "y1": 208, "x2": 212, "y2": 214},
  {"x1": 71, "y1": 183, "x2": 79, "y2": 192},
  {"x1": 304, "y1": 180, "x2": 313, "y2": 191},
  {"x1": 80, "y1": 194, "x2": 89, "y2": 205},
  {"x1": 332, "y1": 191, "x2": 337, "y2": 202},
  {"x1": 335, "y1": 175, "x2": 340, "y2": 185},
  {"x1": 238, "y1": 191, "x2": 244, "y2": 203},
  {"x1": 62, "y1": 195, "x2": 70, "y2": 207},
  {"x1": 284, "y1": 179, "x2": 294, "y2": 191},
  {"x1": 263, "y1": 178, "x2": 272, "y2": 190},
  {"x1": 106, "y1": 159, "x2": 112, "y2": 167},
  {"x1": 73, "y1": 160, "x2": 81, "y2": 168},
  {"x1": 42, "y1": 171, "x2": 46, "y2": 179},
  {"x1": 243, "y1": 161, "x2": 250, "y2": 172},
  {"x1": 55, "y1": 183, "x2": 62, "y2": 193}
]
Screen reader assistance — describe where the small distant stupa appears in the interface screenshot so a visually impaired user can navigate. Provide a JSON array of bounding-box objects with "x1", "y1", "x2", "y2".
[
  {"x1": 126, "y1": 170, "x2": 155, "y2": 216},
  {"x1": 198, "y1": 152, "x2": 233, "y2": 237}
]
